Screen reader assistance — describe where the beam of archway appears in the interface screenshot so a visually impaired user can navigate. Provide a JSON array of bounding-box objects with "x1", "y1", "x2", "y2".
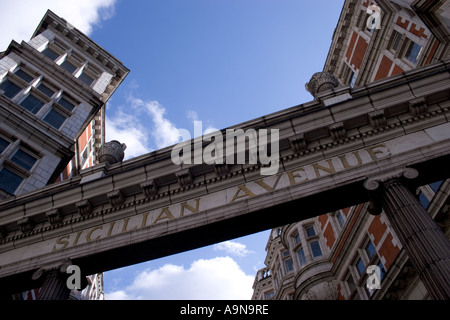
[{"x1": 0, "y1": 60, "x2": 449, "y2": 296}]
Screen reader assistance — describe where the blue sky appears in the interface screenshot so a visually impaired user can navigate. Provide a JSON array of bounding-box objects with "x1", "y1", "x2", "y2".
[{"x1": 1, "y1": 0, "x2": 345, "y2": 299}]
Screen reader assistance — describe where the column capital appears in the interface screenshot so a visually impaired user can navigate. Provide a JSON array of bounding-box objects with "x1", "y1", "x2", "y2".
[
  {"x1": 364, "y1": 167, "x2": 419, "y2": 191},
  {"x1": 31, "y1": 259, "x2": 73, "y2": 281},
  {"x1": 363, "y1": 168, "x2": 419, "y2": 215}
]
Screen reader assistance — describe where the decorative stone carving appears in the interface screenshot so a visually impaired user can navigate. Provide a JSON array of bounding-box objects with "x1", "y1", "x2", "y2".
[
  {"x1": 305, "y1": 72, "x2": 340, "y2": 99},
  {"x1": 0, "y1": 227, "x2": 7, "y2": 240},
  {"x1": 98, "y1": 140, "x2": 127, "y2": 165},
  {"x1": 46, "y1": 209, "x2": 63, "y2": 225},
  {"x1": 17, "y1": 217, "x2": 34, "y2": 233},
  {"x1": 214, "y1": 164, "x2": 230, "y2": 176},
  {"x1": 32, "y1": 259, "x2": 83, "y2": 300},
  {"x1": 409, "y1": 97, "x2": 428, "y2": 116},
  {"x1": 289, "y1": 134, "x2": 307, "y2": 153},
  {"x1": 107, "y1": 190, "x2": 125, "y2": 207},
  {"x1": 176, "y1": 169, "x2": 193, "y2": 187},
  {"x1": 364, "y1": 168, "x2": 418, "y2": 215},
  {"x1": 76, "y1": 200, "x2": 93, "y2": 217},
  {"x1": 329, "y1": 122, "x2": 347, "y2": 140},
  {"x1": 369, "y1": 110, "x2": 387, "y2": 129},
  {"x1": 141, "y1": 179, "x2": 159, "y2": 197}
]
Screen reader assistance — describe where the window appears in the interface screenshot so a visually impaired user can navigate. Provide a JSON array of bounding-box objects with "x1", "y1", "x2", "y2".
[
  {"x1": 284, "y1": 258, "x2": 294, "y2": 273},
  {"x1": 60, "y1": 59, "x2": 77, "y2": 73},
  {"x1": 0, "y1": 139, "x2": 40, "y2": 195},
  {"x1": 0, "y1": 137, "x2": 10, "y2": 153},
  {"x1": 11, "y1": 149, "x2": 37, "y2": 170},
  {"x1": 37, "y1": 83, "x2": 55, "y2": 98},
  {"x1": 14, "y1": 69, "x2": 34, "y2": 83},
  {"x1": 0, "y1": 79, "x2": 22, "y2": 99},
  {"x1": 310, "y1": 240, "x2": 323, "y2": 257},
  {"x1": 305, "y1": 226, "x2": 316, "y2": 238},
  {"x1": 20, "y1": 94, "x2": 45, "y2": 114},
  {"x1": 365, "y1": 240, "x2": 376, "y2": 260},
  {"x1": 264, "y1": 291, "x2": 274, "y2": 300},
  {"x1": 283, "y1": 251, "x2": 294, "y2": 273},
  {"x1": 1, "y1": 71, "x2": 77, "y2": 130},
  {"x1": 389, "y1": 30, "x2": 403, "y2": 53},
  {"x1": 297, "y1": 247, "x2": 306, "y2": 267},
  {"x1": 293, "y1": 233, "x2": 301, "y2": 244},
  {"x1": 336, "y1": 211, "x2": 346, "y2": 228},
  {"x1": 349, "y1": 71, "x2": 357, "y2": 88},
  {"x1": 58, "y1": 96, "x2": 76, "y2": 112},
  {"x1": 43, "y1": 109, "x2": 67, "y2": 129},
  {"x1": 78, "y1": 71, "x2": 94, "y2": 86},
  {"x1": 405, "y1": 41, "x2": 423, "y2": 64},
  {"x1": 0, "y1": 168, "x2": 23, "y2": 195},
  {"x1": 356, "y1": 258, "x2": 365, "y2": 276},
  {"x1": 305, "y1": 225, "x2": 323, "y2": 258},
  {"x1": 80, "y1": 140, "x2": 91, "y2": 169},
  {"x1": 41, "y1": 47, "x2": 60, "y2": 61}
]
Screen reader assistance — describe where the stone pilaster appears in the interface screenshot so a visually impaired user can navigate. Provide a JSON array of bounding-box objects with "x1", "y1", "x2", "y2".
[
  {"x1": 365, "y1": 168, "x2": 450, "y2": 300},
  {"x1": 32, "y1": 261, "x2": 73, "y2": 300},
  {"x1": 37, "y1": 269, "x2": 71, "y2": 300}
]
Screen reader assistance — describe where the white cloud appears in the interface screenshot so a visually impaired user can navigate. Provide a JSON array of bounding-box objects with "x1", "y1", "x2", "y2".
[
  {"x1": 214, "y1": 241, "x2": 255, "y2": 257},
  {"x1": 105, "y1": 110, "x2": 152, "y2": 160},
  {"x1": 105, "y1": 257, "x2": 255, "y2": 300},
  {"x1": 105, "y1": 97, "x2": 186, "y2": 160},
  {"x1": 130, "y1": 97, "x2": 186, "y2": 149},
  {"x1": 187, "y1": 110, "x2": 220, "y2": 135},
  {"x1": 105, "y1": 95, "x2": 220, "y2": 161},
  {"x1": 0, "y1": 0, "x2": 116, "y2": 50}
]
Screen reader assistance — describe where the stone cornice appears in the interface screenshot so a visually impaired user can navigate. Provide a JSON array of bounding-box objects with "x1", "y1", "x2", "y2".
[{"x1": 31, "y1": 10, "x2": 130, "y2": 79}]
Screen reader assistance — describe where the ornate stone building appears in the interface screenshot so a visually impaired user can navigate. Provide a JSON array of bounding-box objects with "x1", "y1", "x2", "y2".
[
  {"x1": 0, "y1": 1, "x2": 448, "y2": 301},
  {"x1": 252, "y1": 0, "x2": 450, "y2": 300},
  {"x1": 0, "y1": 10, "x2": 128, "y2": 299}
]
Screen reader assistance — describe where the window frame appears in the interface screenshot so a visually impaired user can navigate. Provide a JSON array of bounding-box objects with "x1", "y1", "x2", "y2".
[
  {"x1": 0, "y1": 134, "x2": 41, "y2": 196},
  {"x1": 282, "y1": 251, "x2": 294, "y2": 274},
  {"x1": 43, "y1": 107, "x2": 68, "y2": 129},
  {"x1": 305, "y1": 224, "x2": 323, "y2": 259},
  {"x1": 0, "y1": 166, "x2": 25, "y2": 195},
  {"x1": 14, "y1": 68, "x2": 35, "y2": 83},
  {"x1": 18, "y1": 91, "x2": 47, "y2": 115},
  {"x1": 11, "y1": 148, "x2": 38, "y2": 171},
  {"x1": 0, "y1": 77, "x2": 23, "y2": 99},
  {"x1": 37, "y1": 82, "x2": 57, "y2": 98},
  {"x1": 297, "y1": 246, "x2": 307, "y2": 267},
  {"x1": 404, "y1": 40, "x2": 423, "y2": 65},
  {"x1": 388, "y1": 30, "x2": 404, "y2": 55}
]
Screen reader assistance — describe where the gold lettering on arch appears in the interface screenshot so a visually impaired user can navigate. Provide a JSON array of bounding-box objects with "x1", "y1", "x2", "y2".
[
  {"x1": 153, "y1": 207, "x2": 176, "y2": 225},
  {"x1": 230, "y1": 185, "x2": 256, "y2": 203}
]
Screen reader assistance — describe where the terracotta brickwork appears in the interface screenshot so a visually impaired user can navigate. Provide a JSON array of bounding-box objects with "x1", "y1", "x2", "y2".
[
  {"x1": 378, "y1": 233, "x2": 400, "y2": 270},
  {"x1": 323, "y1": 222, "x2": 336, "y2": 250},
  {"x1": 374, "y1": 56, "x2": 393, "y2": 81},
  {"x1": 351, "y1": 36, "x2": 368, "y2": 70}
]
